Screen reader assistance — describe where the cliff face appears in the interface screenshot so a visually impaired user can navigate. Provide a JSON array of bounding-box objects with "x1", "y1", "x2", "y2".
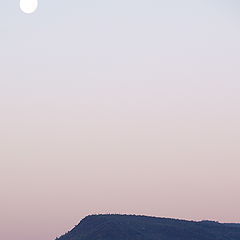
[{"x1": 56, "y1": 214, "x2": 240, "y2": 240}]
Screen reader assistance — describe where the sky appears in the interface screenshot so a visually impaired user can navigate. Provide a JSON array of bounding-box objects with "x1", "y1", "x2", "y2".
[{"x1": 0, "y1": 0, "x2": 240, "y2": 240}]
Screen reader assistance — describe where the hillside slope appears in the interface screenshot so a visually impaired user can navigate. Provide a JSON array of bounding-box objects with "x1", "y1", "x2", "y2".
[{"x1": 56, "y1": 214, "x2": 240, "y2": 240}]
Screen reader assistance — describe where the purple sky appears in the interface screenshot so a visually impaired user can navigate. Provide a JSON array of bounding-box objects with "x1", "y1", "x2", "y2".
[{"x1": 0, "y1": 1, "x2": 240, "y2": 240}]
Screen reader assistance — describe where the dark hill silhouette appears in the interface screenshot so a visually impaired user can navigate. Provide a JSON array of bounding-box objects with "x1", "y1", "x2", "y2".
[{"x1": 56, "y1": 214, "x2": 240, "y2": 240}]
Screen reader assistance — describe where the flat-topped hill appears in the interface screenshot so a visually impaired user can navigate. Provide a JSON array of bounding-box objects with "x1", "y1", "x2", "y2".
[{"x1": 56, "y1": 214, "x2": 240, "y2": 240}]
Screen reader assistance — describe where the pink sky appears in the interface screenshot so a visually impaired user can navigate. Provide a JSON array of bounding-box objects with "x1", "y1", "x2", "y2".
[{"x1": 0, "y1": 1, "x2": 240, "y2": 240}]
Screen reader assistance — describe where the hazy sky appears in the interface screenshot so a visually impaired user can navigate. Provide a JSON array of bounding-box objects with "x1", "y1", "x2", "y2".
[{"x1": 1, "y1": 1, "x2": 240, "y2": 240}]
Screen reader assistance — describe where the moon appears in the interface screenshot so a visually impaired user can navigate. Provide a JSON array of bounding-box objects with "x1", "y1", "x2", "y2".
[{"x1": 20, "y1": 0, "x2": 38, "y2": 14}]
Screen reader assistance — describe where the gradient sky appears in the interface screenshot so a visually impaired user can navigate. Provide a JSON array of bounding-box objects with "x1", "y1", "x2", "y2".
[{"x1": 1, "y1": 1, "x2": 240, "y2": 240}]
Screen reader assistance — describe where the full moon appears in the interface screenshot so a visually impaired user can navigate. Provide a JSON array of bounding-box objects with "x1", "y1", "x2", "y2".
[{"x1": 20, "y1": 0, "x2": 38, "y2": 14}]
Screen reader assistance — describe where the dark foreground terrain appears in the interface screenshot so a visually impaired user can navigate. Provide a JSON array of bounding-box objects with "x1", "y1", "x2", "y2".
[{"x1": 56, "y1": 214, "x2": 240, "y2": 240}]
